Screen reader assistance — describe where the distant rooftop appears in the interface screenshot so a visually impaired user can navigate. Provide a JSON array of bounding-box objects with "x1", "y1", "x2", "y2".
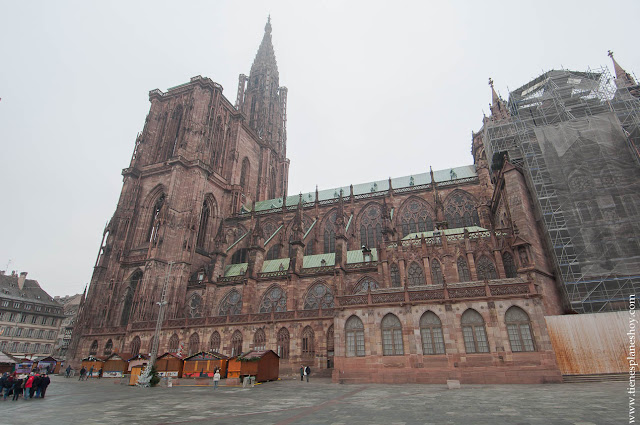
[{"x1": 0, "y1": 273, "x2": 62, "y2": 307}]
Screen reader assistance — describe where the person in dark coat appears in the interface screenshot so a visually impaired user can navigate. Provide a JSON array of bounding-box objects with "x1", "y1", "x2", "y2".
[
  {"x1": 79, "y1": 367, "x2": 86, "y2": 381},
  {"x1": 305, "y1": 366, "x2": 311, "y2": 382},
  {"x1": 11, "y1": 377, "x2": 23, "y2": 401},
  {"x1": 3, "y1": 374, "x2": 14, "y2": 400},
  {"x1": 65, "y1": 365, "x2": 72, "y2": 378},
  {"x1": 300, "y1": 366, "x2": 304, "y2": 381},
  {"x1": 39, "y1": 374, "x2": 50, "y2": 399},
  {"x1": 32, "y1": 374, "x2": 42, "y2": 398}
]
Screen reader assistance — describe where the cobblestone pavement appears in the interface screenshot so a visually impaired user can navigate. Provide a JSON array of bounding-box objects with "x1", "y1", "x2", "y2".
[{"x1": 0, "y1": 376, "x2": 626, "y2": 425}]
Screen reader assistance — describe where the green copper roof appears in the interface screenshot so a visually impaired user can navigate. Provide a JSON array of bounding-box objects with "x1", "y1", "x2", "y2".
[
  {"x1": 224, "y1": 263, "x2": 247, "y2": 277},
  {"x1": 262, "y1": 258, "x2": 290, "y2": 273},
  {"x1": 302, "y1": 253, "x2": 335, "y2": 268},
  {"x1": 244, "y1": 164, "x2": 477, "y2": 213},
  {"x1": 402, "y1": 226, "x2": 487, "y2": 240}
]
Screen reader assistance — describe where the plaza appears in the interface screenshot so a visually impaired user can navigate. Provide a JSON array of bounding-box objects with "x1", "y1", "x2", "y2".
[{"x1": 0, "y1": 376, "x2": 627, "y2": 424}]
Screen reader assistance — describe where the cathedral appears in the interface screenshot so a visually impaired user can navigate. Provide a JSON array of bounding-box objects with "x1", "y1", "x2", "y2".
[{"x1": 70, "y1": 19, "x2": 640, "y2": 384}]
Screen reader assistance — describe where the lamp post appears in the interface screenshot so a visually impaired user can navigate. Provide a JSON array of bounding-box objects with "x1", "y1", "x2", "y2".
[{"x1": 137, "y1": 261, "x2": 173, "y2": 387}]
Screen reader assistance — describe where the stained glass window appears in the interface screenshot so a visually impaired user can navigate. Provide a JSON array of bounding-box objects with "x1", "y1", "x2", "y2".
[
  {"x1": 301, "y1": 326, "x2": 315, "y2": 358},
  {"x1": 352, "y1": 277, "x2": 379, "y2": 294},
  {"x1": 89, "y1": 340, "x2": 98, "y2": 355},
  {"x1": 277, "y1": 328, "x2": 290, "y2": 359},
  {"x1": 188, "y1": 333, "x2": 200, "y2": 356},
  {"x1": 231, "y1": 330, "x2": 243, "y2": 356},
  {"x1": 209, "y1": 331, "x2": 221, "y2": 352},
  {"x1": 457, "y1": 257, "x2": 471, "y2": 282},
  {"x1": 303, "y1": 283, "x2": 334, "y2": 309},
  {"x1": 168, "y1": 334, "x2": 180, "y2": 353},
  {"x1": 503, "y1": 252, "x2": 517, "y2": 278},
  {"x1": 399, "y1": 198, "x2": 434, "y2": 237},
  {"x1": 259, "y1": 286, "x2": 287, "y2": 313},
  {"x1": 444, "y1": 191, "x2": 480, "y2": 229},
  {"x1": 431, "y1": 259, "x2": 444, "y2": 285},
  {"x1": 219, "y1": 290, "x2": 243, "y2": 316},
  {"x1": 104, "y1": 339, "x2": 113, "y2": 356},
  {"x1": 407, "y1": 262, "x2": 426, "y2": 286},
  {"x1": 390, "y1": 264, "x2": 401, "y2": 287},
  {"x1": 476, "y1": 256, "x2": 498, "y2": 280},
  {"x1": 253, "y1": 329, "x2": 266, "y2": 351},
  {"x1": 359, "y1": 204, "x2": 383, "y2": 248}
]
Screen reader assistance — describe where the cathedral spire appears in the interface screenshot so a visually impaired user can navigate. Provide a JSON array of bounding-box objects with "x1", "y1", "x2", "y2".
[
  {"x1": 250, "y1": 16, "x2": 279, "y2": 79},
  {"x1": 608, "y1": 50, "x2": 636, "y2": 89},
  {"x1": 488, "y1": 78, "x2": 510, "y2": 121}
]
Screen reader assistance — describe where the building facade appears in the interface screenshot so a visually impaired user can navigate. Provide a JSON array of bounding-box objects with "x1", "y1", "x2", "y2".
[
  {"x1": 0, "y1": 271, "x2": 65, "y2": 358},
  {"x1": 53, "y1": 293, "x2": 83, "y2": 360},
  {"x1": 70, "y1": 20, "x2": 639, "y2": 384}
]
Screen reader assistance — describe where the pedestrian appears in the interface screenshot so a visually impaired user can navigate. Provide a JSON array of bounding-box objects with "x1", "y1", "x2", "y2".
[
  {"x1": 31, "y1": 374, "x2": 42, "y2": 399},
  {"x1": 98, "y1": 368, "x2": 103, "y2": 379},
  {"x1": 39, "y1": 374, "x2": 50, "y2": 399},
  {"x1": 79, "y1": 366, "x2": 86, "y2": 381},
  {"x1": 88, "y1": 365, "x2": 94, "y2": 379},
  {"x1": 300, "y1": 366, "x2": 304, "y2": 382},
  {"x1": 12, "y1": 376, "x2": 23, "y2": 401},
  {"x1": 305, "y1": 366, "x2": 310, "y2": 383},
  {"x1": 24, "y1": 374, "x2": 35, "y2": 400},
  {"x1": 3, "y1": 373, "x2": 14, "y2": 400},
  {"x1": 65, "y1": 365, "x2": 72, "y2": 378},
  {"x1": 213, "y1": 369, "x2": 220, "y2": 389}
]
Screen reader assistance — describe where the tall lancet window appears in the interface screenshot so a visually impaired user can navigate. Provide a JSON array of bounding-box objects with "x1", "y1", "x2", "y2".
[
  {"x1": 147, "y1": 194, "x2": 165, "y2": 244},
  {"x1": 196, "y1": 200, "x2": 210, "y2": 250}
]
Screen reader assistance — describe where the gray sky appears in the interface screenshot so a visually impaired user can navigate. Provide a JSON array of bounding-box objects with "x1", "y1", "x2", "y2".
[{"x1": 1, "y1": 0, "x2": 638, "y2": 297}]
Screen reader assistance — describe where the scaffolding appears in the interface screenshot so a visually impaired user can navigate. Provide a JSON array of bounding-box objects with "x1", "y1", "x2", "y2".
[{"x1": 484, "y1": 66, "x2": 640, "y2": 313}]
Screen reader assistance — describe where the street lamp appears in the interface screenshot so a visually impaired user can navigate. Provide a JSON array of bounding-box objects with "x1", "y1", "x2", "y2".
[{"x1": 137, "y1": 261, "x2": 173, "y2": 387}]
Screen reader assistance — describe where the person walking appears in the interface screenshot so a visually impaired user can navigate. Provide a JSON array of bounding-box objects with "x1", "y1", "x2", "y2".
[
  {"x1": 213, "y1": 370, "x2": 220, "y2": 389},
  {"x1": 3, "y1": 373, "x2": 14, "y2": 400},
  {"x1": 39, "y1": 374, "x2": 50, "y2": 399},
  {"x1": 31, "y1": 374, "x2": 41, "y2": 399},
  {"x1": 305, "y1": 366, "x2": 311, "y2": 383},
  {"x1": 65, "y1": 365, "x2": 72, "y2": 378},
  {"x1": 98, "y1": 368, "x2": 103, "y2": 379},
  {"x1": 88, "y1": 365, "x2": 94, "y2": 379},
  {"x1": 300, "y1": 366, "x2": 304, "y2": 382},
  {"x1": 24, "y1": 374, "x2": 34, "y2": 400},
  {"x1": 79, "y1": 366, "x2": 86, "y2": 381}
]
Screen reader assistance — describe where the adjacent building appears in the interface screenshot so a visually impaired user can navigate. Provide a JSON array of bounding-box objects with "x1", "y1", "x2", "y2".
[
  {"x1": 53, "y1": 293, "x2": 83, "y2": 360},
  {"x1": 0, "y1": 271, "x2": 65, "y2": 359},
  {"x1": 70, "y1": 20, "x2": 640, "y2": 384}
]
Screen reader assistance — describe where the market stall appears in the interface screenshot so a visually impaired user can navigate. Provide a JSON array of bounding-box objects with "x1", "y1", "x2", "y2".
[
  {"x1": 156, "y1": 352, "x2": 184, "y2": 378},
  {"x1": 227, "y1": 350, "x2": 279, "y2": 382},
  {"x1": 182, "y1": 351, "x2": 228, "y2": 378}
]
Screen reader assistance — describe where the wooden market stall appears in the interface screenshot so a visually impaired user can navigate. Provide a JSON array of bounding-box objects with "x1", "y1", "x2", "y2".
[
  {"x1": 127, "y1": 354, "x2": 149, "y2": 385},
  {"x1": 102, "y1": 352, "x2": 131, "y2": 378},
  {"x1": 156, "y1": 352, "x2": 184, "y2": 378},
  {"x1": 182, "y1": 351, "x2": 228, "y2": 378},
  {"x1": 34, "y1": 356, "x2": 60, "y2": 374},
  {"x1": 81, "y1": 355, "x2": 105, "y2": 375},
  {"x1": 0, "y1": 351, "x2": 17, "y2": 374},
  {"x1": 227, "y1": 350, "x2": 279, "y2": 382}
]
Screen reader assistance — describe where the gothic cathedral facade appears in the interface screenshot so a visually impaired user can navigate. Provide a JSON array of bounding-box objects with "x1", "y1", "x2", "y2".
[{"x1": 71, "y1": 20, "x2": 581, "y2": 384}]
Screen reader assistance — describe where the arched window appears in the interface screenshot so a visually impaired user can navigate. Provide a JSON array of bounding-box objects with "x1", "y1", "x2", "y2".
[
  {"x1": 323, "y1": 210, "x2": 343, "y2": 253},
  {"x1": 196, "y1": 200, "x2": 211, "y2": 250},
  {"x1": 167, "y1": 105, "x2": 183, "y2": 159},
  {"x1": 254, "y1": 329, "x2": 266, "y2": 351},
  {"x1": 218, "y1": 290, "x2": 243, "y2": 316},
  {"x1": 359, "y1": 203, "x2": 383, "y2": 248},
  {"x1": 577, "y1": 202, "x2": 591, "y2": 223},
  {"x1": 457, "y1": 257, "x2": 471, "y2": 282},
  {"x1": 505, "y1": 306, "x2": 536, "y2": 352},
  {"x1": 444, "y1": 191, "x2": 480, "y2": 229},
  {"x1": 231, "y1": 248, "x2": 248, "y2": 264},
  {"x1": 239, "y1": 158, "x2": 250, "y2": 193},
  {"x1": 89, "y1": 340, "x2": 98, "y2": 356},
  {"x1": 209, "y1": 331, "x2": 221, "y2": 352},
  {"x1": 147, "y1": 194, "x2": 166, "y2": 243},
  {"x1": 381, "y1": 314, "x2": 403, "y2": 356},
  {"x1": 476, "y1": 256, "x2": 498, "y2": 280},
  {"x1": 168, "y1": 334, "x2": 180, "y2": 353},
  {"x1": 303, "y1": 283, "x2": 334, "y2": 309},
  {"x1": 407, "y1": 262, "x2": 426, "y2": 286},
  {"x1": 327, "y1": 325, "x2": 334, "y2": 366},
  {"x1": 461, "y1": 309, "x2": 489, "y2": 353},
  {"x1": 389, "y1": 264, "x2": 401, "y2": 287},
  {"x1": 305, "y1": 239, "x2": 314, "y2": 255},
  {"x1": 277, "y1": 328, "x2": 290, "y2": 359},
  {"x1": 120, "y1": 270, "x2": 143, "y2": 327},
  {"x1": 266, "y1": 244, "x2": 282, "y2": 261},
  {"x1": 231, "y1": 330, "x2": 243, "y2": 356},
  {"x1": 420, "y1": 311, "x2": 445, "y2": 355},
  {"x1": 188, "y1": 333, "x2": 200, "y2": 356},
  {"x1": 431, "y1": 259, "x2": 444, "y2": 285},
  {"x1": 148, "y1": 336, "x2": 157, "y2": 354},
  {"x1": 269, "y1": 167, "x2": 277, "y2": 200},
  {"x1": 130, "y1": 336, "x2": 141, "y2": 356},
  {"x1": 301, "y1": 326, "x2": 315, "y2": 358},
  {"x1": 352, "y1": 277, "x2": 379, "y2": 294},
  {"x1": 187, "y1": 293, "x2": 203, "y2": 318},
  {"x1": 398, "y1": 198, "x2": 434, "y2": 237},
  {"x1": 345, "y1": 316, "x2": 365, "y2": 357},
  {"x1": 503, "y1": 252, "x2": 517, "y2": 278},
  {"x1": 259, "y1": 286, "x2": 287, "y2": 313},
  {"x1": 104, "y1": 339, "x2": 113, "y2": 356}
]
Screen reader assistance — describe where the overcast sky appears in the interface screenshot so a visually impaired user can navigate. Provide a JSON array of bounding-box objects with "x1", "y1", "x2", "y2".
[{"x1": 1, "y1": 0, "x2": 638, "y2": 297}]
